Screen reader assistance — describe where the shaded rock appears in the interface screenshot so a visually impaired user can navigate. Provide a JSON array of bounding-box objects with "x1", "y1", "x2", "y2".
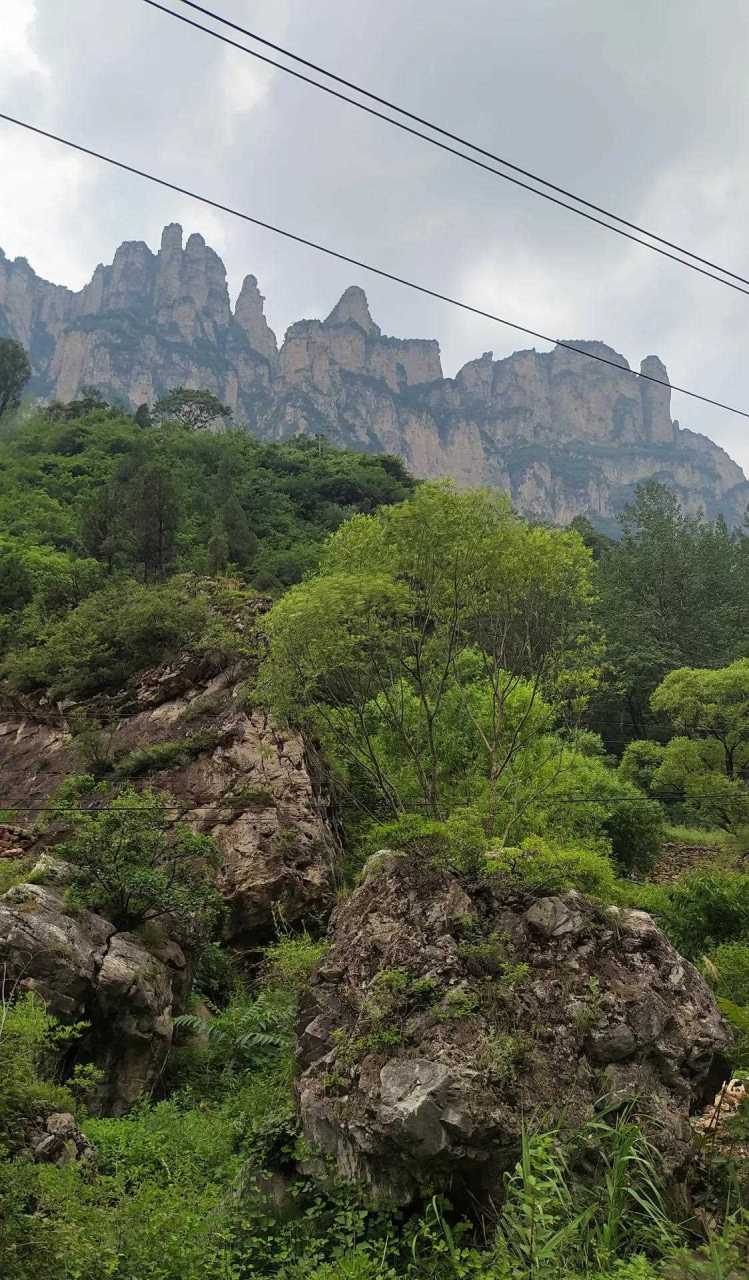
[
  {"x1": 0, "y1": 882, "x2": 186, "y2": 1112},
  {"x1": 0, "y1": 640, "x2": 339, "y2": 944},
  {"x1": 524, "y1": 893, "x2": 585, "y2": 939},
  {"x1": 30, "y1": 1112, "x2": 96, "y2": 1167},
  {"x1": 296, "y1": 855, "x2": 731, "y2": 1207}
]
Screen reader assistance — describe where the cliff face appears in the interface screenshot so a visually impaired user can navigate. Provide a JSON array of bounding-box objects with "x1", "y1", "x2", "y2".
[{"x1": 2, "y1": 225, "x2": 747, "y2": 526}]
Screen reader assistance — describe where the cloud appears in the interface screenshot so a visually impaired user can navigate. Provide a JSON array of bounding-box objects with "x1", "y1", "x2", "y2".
[{"x1": 1, "y1": 0, "x2": 748, "y2": 473}]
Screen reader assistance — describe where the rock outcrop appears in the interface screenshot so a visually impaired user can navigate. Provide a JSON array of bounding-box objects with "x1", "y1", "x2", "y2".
[
  {"x1": 2, "y1": 227, "x2": 747, "y2": 527},
  {"x1": 296, "y1": 853, "x2": 731, "y2": 1207},
  {"x1": 0, "y1": 651, "x2": 338, "y2": 943},
  {"x1": 0, "y1": 881, "x2": 186, "y2": 1112}
]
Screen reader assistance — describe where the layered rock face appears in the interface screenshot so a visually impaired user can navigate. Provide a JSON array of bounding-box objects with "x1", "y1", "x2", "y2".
[
  {"x1": 0, "y1": 642, "x2": 339, "y2": 1109},
  {"x1": 296, "y1": 852, "x2": 731, "y2": 1206},
  {"x1": 0, "y1": 654, "x2": 338, "y2": 943},
  {"x1": 2, "y1": 226, "x2": 747, "y2": 525},
  {"x1": 0, "y1": 879, "x2": 187, "y2": 1113}
]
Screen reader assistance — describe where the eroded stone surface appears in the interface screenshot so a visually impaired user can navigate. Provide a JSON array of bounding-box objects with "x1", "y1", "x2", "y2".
[
  {"x1": 0, "y1": 883, "x2": 184, "y2": 1112},
  {"x1": 0, "y1": 653, "x2": 339, "y2": 943},
  {"x1": 296, "y1": 854, "x2": 732, "y2": 1206},
  {"x1": 2, "y1": 228, "x2": 747, "y2": 526}
]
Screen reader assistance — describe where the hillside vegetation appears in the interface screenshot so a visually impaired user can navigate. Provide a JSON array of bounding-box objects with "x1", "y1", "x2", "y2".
[{"x1": 1, "y1": 384, "x2": 749, "y2": 1279}]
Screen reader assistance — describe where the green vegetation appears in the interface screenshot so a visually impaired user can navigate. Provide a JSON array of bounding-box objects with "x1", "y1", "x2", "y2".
[
  {"x1": 0, "y1": 399, "x2": 413, "y2": 691},
  {"x1": 58, "y1": 785, "x2": 223, "y2": 941},
  {"x1": 0, "y1": 336, "x2": 31, "y2": 419},
  {"x1": 1, "y1": 384, "x2": 749, "y2": 1276}
]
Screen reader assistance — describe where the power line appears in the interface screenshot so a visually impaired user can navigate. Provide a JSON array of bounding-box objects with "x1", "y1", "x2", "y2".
[
  {"x1": 3, "y1": 111, "x2": 749, "y2": 422},
  {"x1": 140, "y1": 0, "x2": 749, "y2": 301},
  {"x1": 0, "y1": 792, "x2": 743, "y2": 812}
]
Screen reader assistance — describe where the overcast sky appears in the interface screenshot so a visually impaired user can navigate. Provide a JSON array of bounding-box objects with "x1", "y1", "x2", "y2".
[{"x1": 2, "y1": 0, "x2": 749, "y2": 472}]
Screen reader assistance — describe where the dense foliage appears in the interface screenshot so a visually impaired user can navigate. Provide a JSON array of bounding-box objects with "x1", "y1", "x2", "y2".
[
  {"x1": 1, "y1": 383, "x2": 749, "y2": 1278},
  {"x1": 0, "y1": 400, "x2": 414, "y2": 686},
  {"x1": 580, "y1": 482, "x2": 749, "y2": 743}
]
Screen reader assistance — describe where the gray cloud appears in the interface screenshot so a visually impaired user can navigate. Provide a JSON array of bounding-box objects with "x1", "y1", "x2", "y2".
[{"x1": 2, "y1": 0, "x2": 748, "y2": 470}]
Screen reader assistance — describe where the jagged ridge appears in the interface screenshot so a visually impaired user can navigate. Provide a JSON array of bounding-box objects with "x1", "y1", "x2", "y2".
[{"x1": 1, "y1": 224, "x2": 746, "y2": 526}]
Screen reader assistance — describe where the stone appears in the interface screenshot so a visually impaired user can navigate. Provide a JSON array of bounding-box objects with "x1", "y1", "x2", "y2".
[
  {"x1": 3, "y1": 230, "x2": 745, "y2": 527},
  {"x1": 295, "y1": 855, "x2": 732, "y2": 1207},
  {"x1": 524, "y1": 894, "x2": 585, "y2": 939},
  {"x1": 0, "y1": 882, "x2": 185, "y2": 1112},
  {"x1": 30, "y1": 1111, "x2": 95, "y2": 1166},
  {"x1": 0, "y1": 638, "x2": 339, "y2": 944}
]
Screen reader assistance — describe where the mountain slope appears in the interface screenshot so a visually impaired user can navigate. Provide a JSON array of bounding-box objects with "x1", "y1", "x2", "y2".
[{"x1": 1, "y1": 224, "x2": 746, "y2": 526}]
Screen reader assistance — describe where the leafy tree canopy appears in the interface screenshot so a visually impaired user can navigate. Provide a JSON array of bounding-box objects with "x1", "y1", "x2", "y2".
[
  {"x1": 58, "y1": 785, "x2": 223, "y2": 942},
  {"x1": 0, "y1": 338, "x2": 31, "y2": 418},
  {"x1": 259, "y1": 483, "x2": 598, "y2": 836},
  {"x1": 152, "y1": 387, "x2": 232, "y2": 430}
]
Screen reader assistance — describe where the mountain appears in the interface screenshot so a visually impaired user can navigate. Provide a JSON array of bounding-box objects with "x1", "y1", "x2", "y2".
[{"x1": 2, "y1": 223, "x2": 747, "y2": 527}]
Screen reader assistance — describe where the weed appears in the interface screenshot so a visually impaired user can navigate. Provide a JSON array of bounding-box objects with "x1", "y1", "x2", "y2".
[{"x1": 433, "y1": 987, "x2": 479, "y2": 1023}]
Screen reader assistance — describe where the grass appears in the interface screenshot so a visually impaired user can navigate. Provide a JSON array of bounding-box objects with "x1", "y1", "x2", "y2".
[
  {"x1": 663, "y1": 824, "x2": 734, "y2": 849},
  {"x1": 0, "y1": 858, "x2": 33, "y2": 896}
]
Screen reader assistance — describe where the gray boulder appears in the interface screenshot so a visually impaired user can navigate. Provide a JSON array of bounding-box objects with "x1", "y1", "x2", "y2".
[
  {"x1": 0, "y1": 882, "x2": 187, "y2": 1113},
  {"x1": 296, "y1": 853, "x2": 732, "y2": 1206}
]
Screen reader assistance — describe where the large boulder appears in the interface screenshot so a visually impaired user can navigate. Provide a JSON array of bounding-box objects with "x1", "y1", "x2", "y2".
[
  {"x1": 0, "y1": 882, "x2": 187, "y2": 1113},
  {"x1": 296, "y1": 853, "x2": 732, "y2": 1207}
]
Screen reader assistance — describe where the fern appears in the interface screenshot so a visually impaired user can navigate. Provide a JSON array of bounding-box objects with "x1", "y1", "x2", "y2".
[{"x1": 174, "y1": 992, "x2": 293, "y2": 1072}]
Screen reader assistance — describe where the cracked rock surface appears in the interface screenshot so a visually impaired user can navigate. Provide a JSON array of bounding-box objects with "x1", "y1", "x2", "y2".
[
  {"x1": 296, "y1": 852, "x2": 732, "y2": 1207},
  {"x1": 0, "y1": 882, "x2": 185, "y2": 1112}
]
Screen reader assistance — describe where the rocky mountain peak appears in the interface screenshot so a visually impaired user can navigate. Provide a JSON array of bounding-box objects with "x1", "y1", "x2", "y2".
[
  {"x1": 324, "y1": 284, "x2": 381, "y2": 336},
  {"x1": 234, "y1": 273, "x2": 278, "y2": 366},
  {"x1": 1, "y1": 224, "x2": 747, "y2": 528},
  {"x1": 160, "y1": 221, "x2": 183, "y2": 255}
]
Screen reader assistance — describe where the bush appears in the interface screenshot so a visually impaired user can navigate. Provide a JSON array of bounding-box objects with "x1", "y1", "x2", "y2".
[
  {"x1": 603, "y1": 796, "x2": 665, "y2": 876},
  {"x1": 716, "y1": 1000, "x2": 749, "y2": 1070},
  {"x1": 703, "y1": 942, "x2": 749, "y2": 1005},
  {"x1": 654, "y1": 871, "x2": 749, "y2": 959},
  {"x1": 619, "y1": 740, "x2": 666, "y2": 794},
  {"x1": 4, "y1": 579, "x2": 209, "y2": 697},
  {"x1": 264, "y1": 933, "x2": 330, "y2": 995},
  {"x1": 487, "y1": 837, "x2": 618, "y2": 900},
  {"x1": 58, "y1": 785, "x2": 223, "y2": 943},
  {"x1": 360, "y1": 808, "x2": 488, "y2": 877},
  {"x1": 0, "y1": 994, "x2": 75, "y2": 1146}
]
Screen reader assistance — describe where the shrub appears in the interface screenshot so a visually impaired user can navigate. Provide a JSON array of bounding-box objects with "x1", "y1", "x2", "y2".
[
  {"x1": 619, "y1": 740, "x2": 666, "y2": 794},
  {"x1": 0, "y1": 858, "x2": 32, "y2": 896},
  {"x1": 703, "y1": 942, "x2": 749, "y2": 1006},
  {"x1": 3, "y1": 579, "x2": 209, "y2": 697},
  {"x1": 360, "y1": 813, "x2": 450, "y2": 865},
  {"x1": 58, "y1": 785, "x2": 223, "y2": 943},
  {"x1": 360, "y1": 807, "x2": 488, "y2": 877},
  {"x1": 0, "y1": 994, "x2": 76, "y2": 1146},
  {"x1": 658, "y1": 870, "x2": 749, "y2": 958},
  {"x1": 716, "y1": 1000, "x2": 749, "y2": 1070},
  {"x1": 603, "y1": 796, "x2": 665, "y2": 876},
  {"x1": 487, "y1": 837, "x2": 618, "y2": 899},
  {"x1": 111, "y1": 731, "x2": 224, "y2": 780},
  {"x1": 263, "y1": 933, "x2": 330, "y2": 995}
]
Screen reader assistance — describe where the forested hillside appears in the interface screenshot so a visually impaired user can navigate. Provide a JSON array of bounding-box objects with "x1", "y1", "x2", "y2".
[{"x1": 1, "y1": 382, "x2": 749, "y2": 1278}]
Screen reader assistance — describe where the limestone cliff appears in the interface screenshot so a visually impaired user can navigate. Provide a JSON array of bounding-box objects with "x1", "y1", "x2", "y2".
[{"x1": 2, "y1": 225, "x2": 747, "y2": 526}]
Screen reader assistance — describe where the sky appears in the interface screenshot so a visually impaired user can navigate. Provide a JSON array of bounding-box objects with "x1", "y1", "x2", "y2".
[{"x1": 2, "y1": 0, "x2": 749, "y2": 472}]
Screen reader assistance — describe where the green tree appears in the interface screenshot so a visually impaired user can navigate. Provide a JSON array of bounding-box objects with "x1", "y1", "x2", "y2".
[
  {"x1": 651, "y1": 659, "x2": 749, "y2": 779},
  {"x1": 221, "y1": 491, "x2": 257, "y2": 566},
  {"x1": 206, "y1": 521, "x2": 229, "y2": 575},
  {"x1": 593, "y1": 482, "x2": 748, "y2": 740},
  {"x1": 59, "y1": 786, "x2": 223, "y2": 942},
  {"x1": 0, "y1": 548, "x2": 33, "y2": 612},
  {"x1": 259, "y1": 484, "x2": 596, "y2": 829},
  {"x1": 153, "y1": 388, "x2": 231, "y2": 431},
  {"x1": 128, "y1": 461, "x2": 179, "y2": 580},
  {"x1": 0, "y1": 338, "x2": 31, "y2": 418}
]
